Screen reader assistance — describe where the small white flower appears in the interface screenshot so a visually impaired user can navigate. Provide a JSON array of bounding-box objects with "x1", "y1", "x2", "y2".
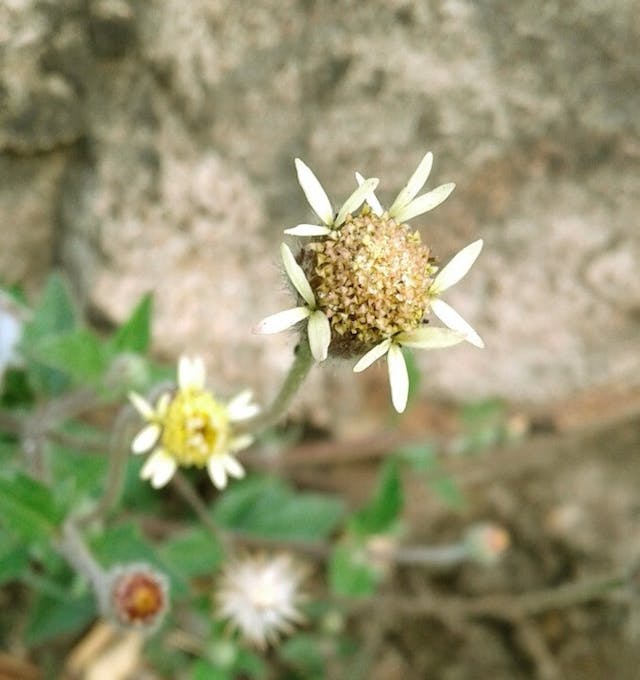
[
  {"x1": 0, "y1": 291, "x2": 28, "y2": 386},
  {"x1": 284, "y1": 158, "x2": 379, "y2": 237},
  {"x1": 427, "y1": 239, "x2": 485, "y2": 348},
  {"x1": 254, "y1": 243, "x2": 331, "y2": 362},
  {"x1": 216, "y1": 554, "x2": 307, "y2": 649},
  {"x1": 129, "y1": 356, "x2": 259, "y2": 490},
  {"x1": 353, "y1": 327, "x2": 465, "y2": 413}
]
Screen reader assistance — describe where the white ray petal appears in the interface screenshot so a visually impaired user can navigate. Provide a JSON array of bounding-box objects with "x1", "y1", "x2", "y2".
[
  {"x1": 284, "y1": 224, "x2": 333, "y2": 237},
  {"x1": 389, "y1": 152, "x2": 433, "y2": 214},
  {"x1": 430, "y1": 299, "x2": 484, "y2": 348},
  {"x1": 178, "y1": 356, "x2": 205, "y2": 390},
  {"x1": 280, "y1": 243, "x2": 316, "y2": 307},
  {"x1": 431, "y1": 239, "x2": 483, "y2": 294},
  {"x1": 294, "y1": 158, "x2": 333, "y2": 225},
  {"x1": 387, "y1": 343, "x2": 409, "y2": 413},
  {"x1": 335, "y1": 177, "x2": 379, "y2": 226},
  {"x1": 207, "y1": 457, "x2": 228, "y2": 489},
  {"x1": 141, "y1": 449, "x2": 177, "y2": 489},
  {"x1": 156, "y1": 393, "x2": 171, "y2": 418},
  {"x1": 355, "y1": 172, "x2": 383, "y2": 216},
  {"x1": 254, "y1": 306, "x2": 311, "y2": 335},
  {"x1": 128, "y1": 391, "x2": 155, "y2": 420},
  {"x1": 307, "y1": 310, "x2": 331, "y2": 362},
  {"x1": 223, "y1": 454, "x2": 246, "y2": 479},
  {"x1": 353, "y1": 338, "x2": 392, "y2": 372},
  {"x1": 227, "y1": 390, "x2": 260, "y2": 421},
  {"x1": 396, "y1": 325, "x2": 465, "y2": 349},
  {"x1": 132, "y1": 423, "x2": 161, "y2": 454},
  {"x1": 392, "y1": 183, "x2": 455, "y2": 222},
  {"x1": 229, "y1": 434, "x2": 254, "y2": 452}
]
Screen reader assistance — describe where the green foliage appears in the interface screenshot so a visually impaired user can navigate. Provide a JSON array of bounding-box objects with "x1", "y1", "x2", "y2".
[
  {"x1": 280, "y1": 633, "x2": 326, "y2": 679},
  {"x1": 0, "y1": 472, "x2": 65, "y2": 541},
  {"x1": 158, "y1": 526, "x2": 224, "y2": 579},
  {"x1": 214, "y1": 476, "x2": 345, "y2": 542},
  {"x1": 329, "y1": 543, "x2": 378, "y2": 598},
  {"x1": 350, "y1": 458, "x2": 403, "y2": 536},
  {"x1": 0, "y1": 533, "x2": 30, "y2": 585},
  {"x1": 109, "y1": 293, "x2": 153, "y2": 353}
]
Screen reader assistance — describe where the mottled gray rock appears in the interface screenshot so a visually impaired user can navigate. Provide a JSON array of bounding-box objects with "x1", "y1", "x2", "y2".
[{"x1": 1, "y1": 0, "x2": 638, "y2": 421}]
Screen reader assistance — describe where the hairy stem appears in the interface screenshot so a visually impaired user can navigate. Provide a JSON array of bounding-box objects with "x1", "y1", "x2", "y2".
[{"x1": 239, "y1": 340, "x2": 314, "y2": 434}]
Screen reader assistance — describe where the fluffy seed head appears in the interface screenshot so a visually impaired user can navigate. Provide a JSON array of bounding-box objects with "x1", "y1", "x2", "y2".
[{"x1": 299, "y1": 207, "x2": 436, "y2": 357}]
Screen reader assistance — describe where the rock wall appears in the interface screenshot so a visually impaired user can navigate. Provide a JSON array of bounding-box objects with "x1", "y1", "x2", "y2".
[{"x1": 1, "y1": 0, "x2": 638, "y2": 422}]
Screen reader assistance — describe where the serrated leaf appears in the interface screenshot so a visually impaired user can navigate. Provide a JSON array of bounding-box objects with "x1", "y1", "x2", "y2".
[
  {"x1": 351, "y1": 458, "x2": 402, "y2": 536},
  {"x1": 329, "y1": 544, "x2": 378, "y2": 598},
  {"x1": 213, "y1": 477, "x2": 345, "y2": 542},
  {"x1": 111, "y1": 294, "x2": 153, "y2": 353},
  {"x1": 0, "y1": 472, "x2": 64, "y2": 540}
]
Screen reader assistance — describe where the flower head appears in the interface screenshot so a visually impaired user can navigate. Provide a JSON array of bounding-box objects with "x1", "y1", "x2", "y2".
[
  {"x1": 257, "y1": 153, "x2": 483, "y2": 412},
  {"x1": 129, "y1": 356, "x2": 259, "y2": 490},
  {"x1": 216, "y1": 553, "x2": 307, "y2": 649},
  {"x1": 101, "y1": 562, "x2": 169, "y2": 633}
]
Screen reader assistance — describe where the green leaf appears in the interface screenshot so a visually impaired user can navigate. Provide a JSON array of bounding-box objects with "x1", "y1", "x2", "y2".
[
  {"x1": 213, "y1": 476, "x2": 345, "y2": 542},
  {"x1": 329, "y1": 544, "x2": 378, "y2": 598},
  {"x1": 111, "y1": 293, "x2": 153, "y2": 353},
  {"x1": 48, "y1": 444, "x2": 109, "y2": 511},
  {"x1": 191, "y1": 661, "x2": 233, "y2": 680},
  {"x1": 0, "y1": 472, "x2": 64, "y2": 540},
  {"x1": 25, "y1": 589, "x2": 95, "y2": 646},
  {"x1": 0, "y1": 531, "x2": 30, "y2": 584},
  {"x1": 351, "y1": 458, "x2": 402, "y2": 536},
  {"x1": 280, "y1": 634, "x2": 325, "y2": 679},
  {"x1": 25, "y1": 328, "x2": 108, "y2": 384},
  {"x1": 159, "y1": 527, "x2": 223, "y2": 579}
]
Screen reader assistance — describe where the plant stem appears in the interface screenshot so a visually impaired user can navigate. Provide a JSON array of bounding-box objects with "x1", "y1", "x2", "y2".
[
  {"x1": 239, "y1": 340, "x2": 314, "y2": 434},
  {"x1": 77, "y1": 406, "x2": 132, "y2": 527},
  {"x1": 57, "y1": 520, "x2": 106, "y2": 590}
]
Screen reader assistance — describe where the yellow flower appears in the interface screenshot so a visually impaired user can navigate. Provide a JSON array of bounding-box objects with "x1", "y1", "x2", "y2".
[{"x1": 129, "y1": 357, "x2": 259, "y2": 490}]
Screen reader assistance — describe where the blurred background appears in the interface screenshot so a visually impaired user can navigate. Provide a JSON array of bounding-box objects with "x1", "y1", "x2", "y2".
[{"x1": 1, "y1": 1, "x2": 639, "y2": 677}]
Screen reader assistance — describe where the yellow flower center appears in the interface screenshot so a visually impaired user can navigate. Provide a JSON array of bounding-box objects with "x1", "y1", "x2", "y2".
[{"x1": 160, "y1": 389, "x2": 230, "y2": 467}]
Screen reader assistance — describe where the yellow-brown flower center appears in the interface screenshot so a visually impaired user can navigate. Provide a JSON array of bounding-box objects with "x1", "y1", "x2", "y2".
[
  {"x1": 160, "y1": 389, "x2": 230, "y2": 467},
  {"x1": 299, "y1": 208, "x2": 436, "y2": 357},
  {"x1": 112, "y1": 571, "x2": 165, "y2": 625}
]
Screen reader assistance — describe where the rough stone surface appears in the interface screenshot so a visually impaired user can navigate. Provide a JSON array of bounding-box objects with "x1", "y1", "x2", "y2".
[{"x1": 1, "y1": 0, "x2": 638, "y2": 421}]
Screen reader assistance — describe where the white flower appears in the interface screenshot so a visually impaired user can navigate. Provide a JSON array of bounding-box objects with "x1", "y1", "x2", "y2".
[
  {"x1": 427, "y1": 239, "x2": 485, "y2": 349},
  {"x1": 129, "y1": 356, "x2": 259, "y2": 490},
  {"x1": 254, "y1": 243, "x2": 331, "y2": 362},
  {"x1": 0, "y1": 291, "x2": 28, "y2": 386},
  {"x1": 284, "y1": 158, "x2": 379, "y2": 237},
  {"x1": 353, "y1": 327, "x2": 465, "y2": 413},
  {"x1": 216, "y1": 554, "x2": 307, "y2": 649}
]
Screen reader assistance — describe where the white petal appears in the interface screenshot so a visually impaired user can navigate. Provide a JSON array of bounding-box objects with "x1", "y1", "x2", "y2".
[
  {"x1": 178, "y1": 356, "x2": 205, "y2": 390},
  {"x1": 392, "y1": 183, "x2": 455, "y2": 222},
  {"x1": 227, "y1": 390, "x2": 260, "y2": 421},
  {"x1": 353, "y1": 338, "x2": 392, "y2": 372},
  {"x1": 156, "y1": 392, "x2": 171, "y2": 418},
  {"x1": 430, "y1": 299, "x2": 484, "y2": 348},
  {"x1": 294, "y1": 158, "x2": 333, "y2": 225},
  {"x1": 307, "y1": 310, "x2": 331, "y2": 362},
  {"x1": 335, "y1": 177, "x2": 379, "y2": 227},
  {"x1": 128, "y1": 391, "x2": 155, "y2": 420},
  {"x1": 396, "y1": 324, "x2": 465, "y2": 349},
  {"x1": 254, "y1": 307, "x2": 311, "y2": 334},
  {"x1": 207, "y1": 457, "x2": 228, "y2": 490},
  {"x1": 223, "y1": 454, "x2": 245, "y2": 479},
  {"x1": 389, "y1": 152, "x2": 433, "y2": 214},
  {"x1": 355, "y1": 172, "x2": 383, "y2": 216},
  {"x1": 280, "y1": 243, "x2": 316, "y2": 307},
  {"x1": 229, "y1": 434, "x2": 254, "y2": 452},
  {"x1": 131, "y1": 423, "x2": 161, "y2": 454},
  {"x1": 141, "y1": 449, "x2": 177, "y2": 489},
  {"x1": 431, "y1": 239, "x2": 483, "y2": 294},
  {"x1": 284, "y1": 224, "x2": 332, "y2": 237},
  {"x1": 387, "y1": 343, "x2": 409, "y2": 414}
]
